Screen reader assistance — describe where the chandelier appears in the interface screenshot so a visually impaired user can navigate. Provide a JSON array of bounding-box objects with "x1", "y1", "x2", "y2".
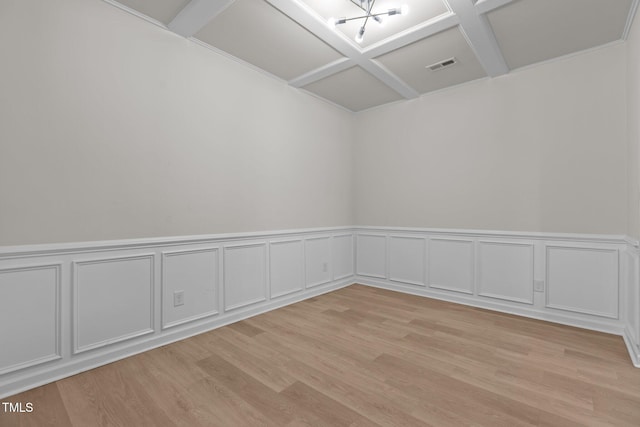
[{"x1": 328, "y1": 0, "x2": 409, "y2": 44}]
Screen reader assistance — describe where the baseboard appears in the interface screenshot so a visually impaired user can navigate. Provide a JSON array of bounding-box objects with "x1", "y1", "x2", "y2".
[
  {"x1": 357, "y1": 277, "x2": 624, "y2": 335},
  {"x1": 623, "y1": 326, "x2": 640, "y2": 368}
]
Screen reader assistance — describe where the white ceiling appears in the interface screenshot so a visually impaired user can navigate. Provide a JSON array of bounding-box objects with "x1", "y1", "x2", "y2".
[{"x1": 109, "y1": 0, "x2": 638, "y2": 112}]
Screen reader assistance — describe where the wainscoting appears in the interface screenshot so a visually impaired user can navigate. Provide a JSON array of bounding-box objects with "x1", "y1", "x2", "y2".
[
  {"x1": 0, "y1": 226, "x2": 638, "y2": 399},
  {"x1": 0, "y1": 227, "x2": 355, "y2": 399},
  {"x1": 354, "y1": 226, "x2": 640, "y2": 369}
]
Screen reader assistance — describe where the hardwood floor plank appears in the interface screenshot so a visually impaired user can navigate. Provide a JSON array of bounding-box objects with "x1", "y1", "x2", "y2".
[
  {"x1": 0, "y1": 383, "x2": 71, "y2": 427},
  {"x1": 279, "y1": 381, "x2": 375, "y2": 427}
]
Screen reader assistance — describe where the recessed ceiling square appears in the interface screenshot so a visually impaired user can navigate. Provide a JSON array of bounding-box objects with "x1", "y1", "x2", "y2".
[
  {"x1": 302, "y1": 66, "x2": 403, "y2": 111},
  {"x1": 195, "y1": 0, "x2": 343, "y2": 81},
  {"x1": 487, "y1": 0, "x2": 633, "y2": 70},
  {"x1": 375, "y1": 26, "x2": 486, "y2": 94},
  {"x1": 115, "y1": 0, "x2": 190, "y2": 24},
  {"x1": 301, "y1": 0, "x2": 450, "y2": 47}
]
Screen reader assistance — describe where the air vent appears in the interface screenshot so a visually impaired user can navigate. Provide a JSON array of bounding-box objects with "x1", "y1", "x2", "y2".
[{"x1": 426, "y1": 57, "x2": 457, "y2": 71}]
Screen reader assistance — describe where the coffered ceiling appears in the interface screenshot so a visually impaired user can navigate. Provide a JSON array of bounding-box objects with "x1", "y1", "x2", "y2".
[{"x1": 106, "y1": 0, "x2": 638, "y2": 112}]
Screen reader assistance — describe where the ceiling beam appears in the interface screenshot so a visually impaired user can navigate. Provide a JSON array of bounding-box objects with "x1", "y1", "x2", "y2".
[
  {"x1": 475, "y1": 0, "x2": 514, "y2": 15},
  {"x1": 358, "y1": 59, "x2": 420, "y2": 99},
  {"x1": 363, "y1": 13, "x2": 459, "y2": 59},
  {"x1": 266, "y1": 0, "x2": 419, "y2": 98},
  {"x1": 168, "y1": 0, "x2": 235, "y2": 38},
  {"x1": 445, "y1": 0, "x2": 509, "y2": 77},
  {"x1": 289, "y1": 58, "x2": 355, "y2": 88},
  {"x1": 623, "y1": 0, "x2": 640, "y2": 40},
  {"x1": 264, "y1": 0, "x2": 362, "y2": 58}
]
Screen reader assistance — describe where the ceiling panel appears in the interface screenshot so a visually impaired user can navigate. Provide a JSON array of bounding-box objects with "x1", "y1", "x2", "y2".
[
  {"x1": 301, "y1": 0, "x2": 450, "y2": 47},
  {"x1": 115, "y1": 0, "x2": 190, "y2": 24},
  {"x1": 375, "y1": 27, "x2": 486, "y2": 94},
  {"x1": 487, "y1": 0, "x2": 633, "y2": 70},
  {"x1": 302, "y1": 66, "x2": 403, "y2": 111},
  {"x1": 195, "y1": 0, "x2": 343, "y2": 81}
]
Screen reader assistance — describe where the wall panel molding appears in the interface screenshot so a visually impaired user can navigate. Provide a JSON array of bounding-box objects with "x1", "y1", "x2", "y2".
[
  {"x1": 72, "y1": 254, "x2": 155, "y2": 354},
  {"x1": 428, "y1": 238, "x2": 475, "y2": 294},
  {"x1": 269, "y1": 239, "x2": 304, "y2": 299},
  {"x1": 0, "y1": 227, "x2": 354, "y2": 399},
  {"x1": 545, "y1": 245, "x2": 619, "y2": 319},
  {"x1": 356, "y1": 233, "x2": 387, "y2": 279},
  {"x1": 388, "y1": 235, "x2": 426, "y2": 287},
  {"x1": 0, "y1": 264, "x2": 62, "y2": 375},
  {"x1": 332, "y1": 234, "x2": 354, "y2": 280},
  {"x1": 161, "y1": 247, "x2": 220, "y2": 330},
  {"x1": 223, "y1": 243, "x2": 268, "y2": 311},
  {"x1": 477, "y1": 241, "x2": 535, "y2": 305},
  {"x1": 1, "y1": 225, "x2": 638, "y2": 399},
  {"x1": 354, "y1": 226, "x2": 629, "y2": 347},
  {"x1": 305, "y1": 236, "x2": 332, "y2": 288}
]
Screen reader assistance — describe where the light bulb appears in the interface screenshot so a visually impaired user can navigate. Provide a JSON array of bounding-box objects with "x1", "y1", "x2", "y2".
[
  {"x1": 327, "y1": 17, "x2": 336, "y2": 27},
  {"x1": 400, "y1": 4, "x2": 409, "y2": 15},
  {"x1": 374, "y1": 15, "x2": 384, "y2": 26},
  {"x1": 355, "y1": 26, "x2": 365, "y2": 43}
]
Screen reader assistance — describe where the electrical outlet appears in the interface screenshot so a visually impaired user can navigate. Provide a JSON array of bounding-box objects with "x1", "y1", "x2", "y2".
[
  {"x1": 174, "y1": 290, "x2": 184, "y2": 307},
  {"x1": 322, "y1": 262, "x2": 328, "y2": 273},
  {"x1": 534, "y1": 280, "x2": 545, "y2": 292}
]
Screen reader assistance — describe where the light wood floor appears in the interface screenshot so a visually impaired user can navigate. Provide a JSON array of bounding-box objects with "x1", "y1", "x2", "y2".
[{"x1": 2, "y1": 284, "x2": 640, "y2": 426}]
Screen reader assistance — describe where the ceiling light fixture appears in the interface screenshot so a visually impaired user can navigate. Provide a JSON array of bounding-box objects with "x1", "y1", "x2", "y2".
[{"x1": 328, "y1": 0, "x2": 409, "y2": 44}]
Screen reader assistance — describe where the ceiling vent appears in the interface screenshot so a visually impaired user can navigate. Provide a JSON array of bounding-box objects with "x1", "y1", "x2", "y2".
[{"x1": 426, "y1": 57, "x2": 457, "y2": 71}]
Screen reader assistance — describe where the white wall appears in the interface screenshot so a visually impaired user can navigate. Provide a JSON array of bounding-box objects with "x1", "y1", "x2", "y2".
[
  {"x1": 0, "y1": 0, "x2": 353, "y2": 246},
  {"x1": 629, "y1": 11, "x2": 640, "y2": 240},
  {"x1": 354, "y1": 43, "x2": 628, "y2": 235}
]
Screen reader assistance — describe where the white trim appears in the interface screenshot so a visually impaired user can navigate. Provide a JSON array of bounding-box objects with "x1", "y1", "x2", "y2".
[
  {"x1": 427, "y1": 237, "x2": 475, "y2": 294},
  {"x1": 355, "y1": 225, "x2": 627, "y2": 245},
  {"x1": 101, "y1": 0, "x2": 169, "y2": 30},
  {"x1": 362, "y1": 13, "x2": 459, "y2": 59},
  {"x1": 72, "y1": 254, "x2": 155, "y2": 354},
  {"x1": 222, "y1": 242, "x2": 268, "y2": 312},
  {"x1": 304, "y1": 235, "x2": 333, "y2": 288},
  {"x1": 1, "y1": 226, "x2": 638, "y2": 400},
  {"x1": 544, "y1": 246, "x2": 619, "y2": 319},
  {"x1": 161, "y1": 247, "x2": 220, "y2": 330},
  {"x1": 445, "y1": 0, "x2": 509, "y2": 77},
  {"x1": 358, "y1": 277, "x2": 624, "y2": 335},
  {"x1": 624, "y1": 326, "x2": 640, "y2": 367},
  {"x1": 474, "y1": 0, "x2": 514, "y2": 15},
  {"x1": 0, "y1": 264, "x2": 62, "y2": 375},
  {"x1": 332, "y1": 233, "x2": 355, "y2": 281},
  {"x1": 623, "y1": 0, "x2": 640, "y2": 40},
  {"x1": 0, "y1": 226, "x2": 353, "y2": 259},
  {"x1": 168, "y1": 0, "x2": 235, "y2": 38},
  {"x1": 289, "y1": 58, "x2": 355, "y2": 88}
]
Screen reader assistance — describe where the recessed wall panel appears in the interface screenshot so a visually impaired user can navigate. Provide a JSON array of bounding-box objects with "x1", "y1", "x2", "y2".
[
  {"x1": 333, "y1": 234, "x2": 354, "y2": 280},
  {"x1": 74, "y1": 255, "x2": 154, "y2": 353},
  {"x1": 223, "y1": 243, "x2": 267, "y2": 311},
  {"x1": 389, "y1": 236, "x2": 426, "y2": 286},
  {"x1": 429, "y1": 238, "x2": 474, "y2": 294},
  {"x1": 0, "y1": 264, "x2": 60, "y2": 374},
  {"x1": 356, "y1": 234, "x2": 387, "y2": 279},
  {"x1": 478, "y1": 242, "x2": 534, "y2": 304},
  {"x1": 305, "y1": 237, "x2": 332, "y2": 288},
  {"x1": 270, "y1": 240, "x2": 304, "y2": 298},
  {"x1": 162, "y1": 248, "x2": 219, "y2": 329},
  {"x1": 546, "y1": 246, "x2": 618, "y2": 318}
]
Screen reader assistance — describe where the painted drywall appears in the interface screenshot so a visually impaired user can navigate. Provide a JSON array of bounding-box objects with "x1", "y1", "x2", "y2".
[
  {"x1": 0, "y1": 0, "x2": 353, "y2": 245},
  {"x1": 629, "y1": 10, "x2": 640, "y2": 240},
  {"x1": 354, "y1": 43, "x2": 628, "y2": 235}
]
